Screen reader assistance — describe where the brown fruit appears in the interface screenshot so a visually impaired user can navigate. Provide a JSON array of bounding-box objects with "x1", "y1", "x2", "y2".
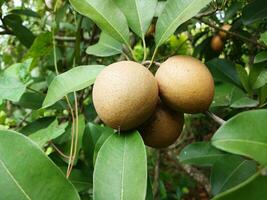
[
  {"x1": 93, "y1": 61, "x2": 158, "y2": 130},
  {"x1": 218, "y1": 24, "x2": 231, "y2": 39},
  {"x1": 139, "y1": 101, "x2": 184, "y2": 148},
  {"x1": 211, "y1": 35, "x2": 224, "y2": 52},
  {"x1": 155, "y1": 55, "x2": 214, "y2": 114},
  {"x1": 146, "y1": 24, "x2": 155, "y2": 37}
]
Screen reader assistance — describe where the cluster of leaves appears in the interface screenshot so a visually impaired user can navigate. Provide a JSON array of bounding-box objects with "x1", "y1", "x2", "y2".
[{"x1": 0, "y1": 0, "x2": 266, "y2": 200}]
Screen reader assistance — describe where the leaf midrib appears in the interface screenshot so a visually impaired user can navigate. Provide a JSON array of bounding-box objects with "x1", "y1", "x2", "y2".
[
  {"x1": 0, "y1": 159, "x2": 32, "y2": 200},
  {"x1": 120, "y1": 136, "x2": 126, "y2": 200}
]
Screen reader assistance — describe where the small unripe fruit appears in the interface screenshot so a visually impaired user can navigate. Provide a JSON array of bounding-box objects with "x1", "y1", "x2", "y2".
[
  {"x1": 211, "y1": 35, "x2": 224, "y2": 52},
  {"x1": 155, "y1": 56, "x2": 214, "y2": 114},
  {"x1": 93, "y1": 61, "x2": 158, "y2": 130},
  {"x1": 139, "y1": 101, "x2": 184, "y2": 148},
  {"x1": 218, "y1": 24, "x2": 231, "y2": 39}
]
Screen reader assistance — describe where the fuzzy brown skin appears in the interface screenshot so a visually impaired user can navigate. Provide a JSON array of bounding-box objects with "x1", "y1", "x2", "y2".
[
  {"x1": 218, "y1": 24, "x2": 231, "y2": 39},
  {"x1": 139, "y1": 102, "x2": 184, "y2": 148},
  {"x1": 93, "y1": 61, "x2": 158, "y2": 130},
  {"x1": 155, "y1": 56, "x2": 214, "y2": 114},
  {"x1": 211, "y1": 35, "x2": 224, "y2": 52}
]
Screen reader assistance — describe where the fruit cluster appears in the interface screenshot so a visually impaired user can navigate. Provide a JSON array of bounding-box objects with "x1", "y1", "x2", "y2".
[
  {"x1": 92, "y1": 55, "x2": 214, "y2": 148},
  {"x1": 211, "y1": 24, "x2": 231, "y2": 52}
]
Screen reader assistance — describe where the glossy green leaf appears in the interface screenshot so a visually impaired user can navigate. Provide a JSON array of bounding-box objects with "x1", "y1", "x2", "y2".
[
  {"x1": 24, "y1": 32, "x2": 53, "y2": 60},
  {"x1": 0, "y1": 130, "x2": 80, "y2": 200},
  {"x1": 212, "y1": 172, "x2": 267, "y2": 200},
  {"x1": 3, "y1": 14, "x2": 35, "y2": 48},
  {"x1": 43, "y1": 65, "x2": 105, "y2": 108},
  {"x1": 93, "y1": 129, "x2": 113, "y2": 164},
  {"x1": 86, "y1": 32, "x2": 123, "y2": 57},
  {"x1": 211, "y1": 83, "x2": 234, "y2": 107},
  {"x1": 154, "y1": 1, "x2": 166, "y2": 17},
  {"x1": 254, "y1": 51, "x2": 267, "y2": 63},
  {"x1": 179, "y1": 142, "x2": 225, "y2": 167},
  {"x1": 206, "y1": 58, "x2": 242, "y2": 88},
  {"x1": 93, "y1": 131, "x2": 147, "y2": 200},
  {"x1": 29, "y1": 120, "x2": 68, "y2": 147},
  {"x1": 61, "y1": 168, "x2": 92, "y2": 192},
  {"x1": 114, "y1": 0, "x2": 157, "y2": 38},
  {"x1": 17, "y1": 92, "x2": 44, "y2": 110},
  {"x1": 242, "y1": 0, "x2": 267, "y2": 25},
  {"x1": 20, "y1": 117, "x2": 55, "y2": 136},
  {"x1": 212, "y1": 110, "x2": 267, "y2": 166},
  {"x1": 261, "y1": 32, "x2": 267, "y2": 45},
  {"x1": 9, "y1": 8, "x2": 40, "y2": 18},
  {"x1": 83, "y1": 123, "x2": 110, "y2": 167},
  {"x1": 69, "y1": 0, "x2": 130, "y2": 46},
  {"x1": 224, "y1": 2, "x2": 242, "y2": 22},
  {"x1": 211, "y1": 156, "x2": 257, "y2": 195},
  {"x1": 0, "y1": 75, "x2": 26, "y2": 102},
  {"x1": 155, "y1": 0, "x2": 212, "y2": 47},
  {"x1": 253, "y1": 69, "x2": 267, "y2": 89},
  {"x1": 230, "y1": 97, "x2": 259, "y2": 108},
  {"x1": 236, "y1": 64, "x2": 250, "y2": 93}
]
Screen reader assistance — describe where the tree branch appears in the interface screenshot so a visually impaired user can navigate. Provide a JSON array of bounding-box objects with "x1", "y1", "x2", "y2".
[
  {"x1": 205, "y1": 111, "x2": 225, "y2": 125},
  {"x1": 195, "y1": 17, "x2": 267, "y2": 49}
]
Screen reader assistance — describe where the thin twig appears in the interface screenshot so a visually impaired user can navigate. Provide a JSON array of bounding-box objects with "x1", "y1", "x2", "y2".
[
  {"x1": 205, "y1": 111, "x2": 225, "y2": 125},
  {"x1": 50, "y1": 141, "x2": 70, "y2": 159},
  {"x1": 195, "y1": 17, "x2": 267, "y2": 49},
  {"x1": 180, "y1": 164, "x2": 211, "y2": 194},
  {"x1": 153, "y1": 150, "x2": 160, "y2": 199}
]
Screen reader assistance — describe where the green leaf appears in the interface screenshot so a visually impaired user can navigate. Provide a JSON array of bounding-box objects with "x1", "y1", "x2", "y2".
[
  {"x1": 261, "y1": 32, "x2": 267, "y2": 45},
  {"x1": 206, "y1": 58, "x2": 242, "y2": 88},
  {"x1": 86, "y1": 32, "x2": 123, "y2": 57},
  {"x1": 211, "y1": 83, "x2": 233, "y2": 107},
  {"x1": 0, "y1": 130, "x2": 80, "y2": 200},
  {"x1": 230, "y1": 97, "x2": 259, "y2": 108},
  {"x1": 179, "y1": 142, "x2": 225, "y2": 167},
  {"x1": 236, "y1": 64, "x2": 250, "y2": 93},
  {"x1": 61, "y1": 168, "x2": 92, "y2": 192},
  {"x1": 154, "y1": 1, "x2": 166, "y2": 17},
  {"x1": 42, "y1": 65, "x2": 105, "y2": 108},
  {"x1": 242, "y1": 0, "x2": 267, "y2": 25},
  {"x1": 3, "y1": 14, "x2": 35, "y2": 48},
  {"x1": 19, "y1": 117, "x2": 55, "y2": 136},
  {"x1": 9, "y1": 8, "x2": 40, "y2": 18},
  {"x1": 224, "y1": 2, "x2": 242, "y2": 22},
  {"x1": 254, "y1": 51, "x2": 267, "y2": 63},
  {"x1": 253, "y1": 68, "x2": 267, "y2": 89},
  {"x1": 17, "y1": 92, "x2": 44, "y2": 110},
  {"x1": 212, "y1": 172, "x2": 267, "y2": 200},
  {"x1": 29, "y1": 120, "x2": 68, "y2": 147},
  {"x1": 93, "y1": 129, "x2": 113, "y2": 164},
  {"x1": 24, "y1": 32, "x2": 53, "y2": 60},
  {"x1": 93, "y1": 131, "x2": 147, "y2": 200},
  {"x1": 0, "y1": 75, "x2": 26, "y2": 102},
  {"x1": 155, "y1": 0, "x2": 212, "y2": 47},
  {"x1": 212, "y1": 110, "x2": 267, "y2": 166},
  {"x1": 211, "y1": 156, "x2": 257, "y2": 195},
  {"x1": 69, "y1": 0, "x2": 130, "y2": 46},
  {"x1": 114, "y1": 0, "x2": 157, "y2": 38}
]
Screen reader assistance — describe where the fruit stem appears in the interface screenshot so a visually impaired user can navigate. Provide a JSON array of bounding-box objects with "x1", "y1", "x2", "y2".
[
  {"x1": 148, "y1": 47, "x2": 158, "y2": 68},
  {"x1": 205, "y1": 111, "x2": 225, "y2": 125},
  {"x1": 142, "y1": 36, "x2": 147, "y2": 62}
]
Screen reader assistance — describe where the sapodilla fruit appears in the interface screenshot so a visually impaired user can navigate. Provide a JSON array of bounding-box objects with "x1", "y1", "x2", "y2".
[
  {"x1": 93, "y1": 61, "x2": 158, "y2": 130},
  {"x1": 211, "y1": 35, "x2": 224, "y2": 52},
  {"x1": 139, "y1": 101, "x2": 184, "y2": 148},
  {"x1": 155, "y1": 56, "x2": 214, "y2": 114},
  {"x1": 218, "y1": 24, "x2": 231, "y2": 39}
]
